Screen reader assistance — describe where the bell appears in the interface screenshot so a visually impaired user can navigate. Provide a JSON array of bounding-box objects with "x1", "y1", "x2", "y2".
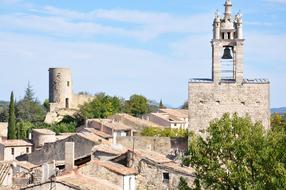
[{"x1": 221, "y1": 47, "x2": 233, "y2": 59}]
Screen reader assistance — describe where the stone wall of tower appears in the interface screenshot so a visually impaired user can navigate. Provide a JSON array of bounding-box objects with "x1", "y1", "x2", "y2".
[
  {"x1": 48, "y1": 68, "x2": 95, "y2": 113},
  {"x1": 188, "y1": 82, "x2": 270, "y2": 135},
  {"x1": 49, "y1": 68, "x2": 73, "y2": 111}
]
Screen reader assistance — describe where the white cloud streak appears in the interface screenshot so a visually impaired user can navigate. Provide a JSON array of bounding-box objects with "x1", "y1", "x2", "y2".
[{"x1": 0, "y1": 6, "x2": 212, "y2": 41}]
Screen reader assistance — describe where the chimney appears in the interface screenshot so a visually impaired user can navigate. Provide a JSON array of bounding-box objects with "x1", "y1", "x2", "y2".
[{"x1": 65, "y1": 142, "x2": 74, "y2": 172}]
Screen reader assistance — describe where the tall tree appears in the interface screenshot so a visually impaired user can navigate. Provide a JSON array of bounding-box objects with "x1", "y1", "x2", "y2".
[
  {"x1": 79, "y1": 93, "x2": 123, "y2": 119},
  {"x1": 7, "y1": 91, "x2": 16, "y2": 139},
  {"x1": 181, "y1": 101, "x2": 188, "y2": 110},
  {"x1": 159, "y1": 99, "x2": 166, "y2": 109},
  {"x1": 184, "y1": 113, "x2": 286, "y2": 189},
  {"x1": 124, "y1": 94, "x2": 149, "y2": 117},
  {"x1": 16, "y1": 83, "x2": 46, "y2": 122}
]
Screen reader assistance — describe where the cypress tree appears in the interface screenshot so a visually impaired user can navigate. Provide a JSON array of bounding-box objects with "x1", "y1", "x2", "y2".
[
  {"x1": 8, "y1": 91, "x2": 16, "y2": 139},
  {"x1": 159, "y1": 99, "x2": 165, "y2": 109}
]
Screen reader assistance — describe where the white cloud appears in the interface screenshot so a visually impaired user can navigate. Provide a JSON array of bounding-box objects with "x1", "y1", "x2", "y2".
[{"x1": 0, "y1": 6, "x2": 213, "y2": 41}]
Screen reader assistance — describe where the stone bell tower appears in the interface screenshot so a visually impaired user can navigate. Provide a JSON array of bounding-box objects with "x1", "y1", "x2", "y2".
[
  {"x1": 188, "y1": 0, "x2": 270, "y2": 135},
  {"x1": 212, "y1": 0, "x2": 244, "y2": 84}
]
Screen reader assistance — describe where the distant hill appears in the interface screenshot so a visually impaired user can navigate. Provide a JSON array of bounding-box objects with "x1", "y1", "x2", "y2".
[
  {"x1": 0, "y1": 101, "x2": 9, "y2": 107},
  {"x1": 271, "y1": 107, "x2": 286, "y2": 114}
]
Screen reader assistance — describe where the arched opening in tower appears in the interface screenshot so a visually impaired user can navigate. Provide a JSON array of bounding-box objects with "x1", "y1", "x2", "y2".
[{"x1": 221, "y1": 46, "x2": 235, "y2": 81}]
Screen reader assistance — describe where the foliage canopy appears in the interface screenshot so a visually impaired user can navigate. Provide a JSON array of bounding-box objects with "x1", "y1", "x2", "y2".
[{"x1": 184, "y1": 113, "x2": 286, "y2": 190}]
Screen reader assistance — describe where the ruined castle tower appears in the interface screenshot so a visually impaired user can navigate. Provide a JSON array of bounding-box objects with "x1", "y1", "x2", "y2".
[
  {"x1": 49, "y1": 68, "x2": 73, "y2": 111},
  {"x1": 188, "y1": 0, "x2": 270, "y2": 135}
]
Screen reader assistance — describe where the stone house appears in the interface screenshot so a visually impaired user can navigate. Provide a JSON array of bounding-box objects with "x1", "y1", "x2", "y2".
[
  {"x1": 17, "y1": 132, "x2": 103, "y2": 165},
  {"x1": 86, "y1": 119, "x2": 133, "y2": 138},
  {"x1": 78, "y1": 127, "x2": 113, "y2": 143},
  {"x1": 31, "y1": 129, "x2": 56, "y2": 150},
  {"x1": 143, "y1": 110, "x2": 188, "y2": 129},
  {"x1": 0, "y1": 140, "x2": 32, "y2": 161},
  {"x1": 112, "y1": 149, "x2": 195, "y2": 190},
  {"x1": 109, "y1": 113, "x2": 164, "y2": 135},
  {"x1": 77, "y1": 160, "x2": 136, "y2": 190}
]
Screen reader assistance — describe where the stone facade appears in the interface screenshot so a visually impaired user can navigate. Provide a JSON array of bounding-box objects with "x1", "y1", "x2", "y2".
[
  {"x1": 112, "y1": 150, "x2": 194, "y2": 190},
  {"x1": 18, "y1": 134, "x2": 98, "y2": 165},
  {"x1": 49, "y1": 68, "x2": 73, "y2": 111},
  {"x1": 32, "y1": 129, "x2": 56, "y2": 149},
  {"x1": 116, "y1": 136, "x2": 188, "y2": 156},
  {"x1": 0, "y1": 140, "x2": 33, "y2": 161},
  {"x1": 189, "y1": 81, "x2": 270, "y2": 134},
  {"x1": 48, "y1": 68, "x2": 94, "y2": 112},
  {"x1": 188, "y1": 0, "x2": 270, "y2": 134},
  {"x1": 135, "y1": 160, "x2": 193, "y2": 190},
  {"x1": 0, "y1": 122, "x2": 8, "y2": 139}
]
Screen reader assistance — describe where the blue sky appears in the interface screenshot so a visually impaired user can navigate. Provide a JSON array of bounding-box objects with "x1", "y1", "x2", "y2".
[{"x1": 0, "y1": 0, "x2": 285, "y2": 108}]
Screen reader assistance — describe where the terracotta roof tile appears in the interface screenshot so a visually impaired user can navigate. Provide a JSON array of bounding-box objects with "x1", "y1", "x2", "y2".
[
  {"x1": 90, "y1": 160, "x2": 137, "y2": 175},
  {"x1": 57, "y1": 172, "x2": 120, "y2": 190},
  {"x1": 84, "y1": 128, "x2": 112, "y2": 139}
]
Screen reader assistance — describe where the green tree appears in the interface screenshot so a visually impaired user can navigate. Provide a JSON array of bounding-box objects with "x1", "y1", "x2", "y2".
[
  {"x1": 125, "y1": 94, "x2": 148, "y2": 117},
  {"x1": 43, "y1": 99, "x2": 49, "y2": 111},
  {"x1": 79, "y1": 93, "x2": 122, "y2": 119},
  {"x1": 16, "y1": 83, "x2": 46, "y2": 122},
  {"x1": 178, "y1": 177, "x2": 191, "y2": 190},
  {"x1": 8, "y1": 92, "x2": 16, "y2": 139},
  {"x1": 184, "y1": 113, "x2": 286, "y2": 189},
  {"x1": 181, "y1": 101, "x2": 188, "y2": 110},
  {"x1": 0, "y1": 106, "x2": 9, "y2": 122},
  {"x1": 16, "y1": 121, "x2": 34, "y2": 139}
]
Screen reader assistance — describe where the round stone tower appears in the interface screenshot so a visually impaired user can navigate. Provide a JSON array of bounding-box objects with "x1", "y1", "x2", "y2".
[{"x1": 49, "y1": 68, "x2": 73, "y2": 111}]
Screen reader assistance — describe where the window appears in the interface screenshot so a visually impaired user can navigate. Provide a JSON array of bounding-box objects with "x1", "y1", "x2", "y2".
[
  {"x1": 65, "y1": 98, "x2": 69, "y2": 108},
  {"x1": 67, "y1": 81, "x2": 70, "y2": 87},
  {"x1": 241, "y1": 101, "x2": 246, "y2": 105},
  {"x1": 227, "y1": 32, "x2": 231, "y2": 39},
  {"x1": 163, "y1": 173, "x2": 170, "y2": 183},
  {"x1": 216, "y1": 101, "x2": 221, "y2": 104},
  {"x1": 11, "y1": 148, "x2": 14, "y2": 155},
  {"x1": 26, "y1": 147, "x2": 29, "y2": 153}
]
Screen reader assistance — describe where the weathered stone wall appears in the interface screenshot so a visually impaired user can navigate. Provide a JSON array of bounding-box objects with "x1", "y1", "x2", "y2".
[
  {"x1": 188, "y1": 82, "x2": 270, "y2": 134},
  {"x1": 0, "y1": 122, "x2": 8, "y2": 138},
  {"x1": 71, "y1": 94, "x2": 94, "y2": 109},
  {"x1": 32, "y1": 132, "x2": 56, "y2": 149},
  {"x1": 18, "y1": 135, "x2": 97, "y2": 165},
  {"x1": 49, "y1": 68, "x2": 73, "y2": 111},
  {"x1": 78, "y1": 162, "x2": 124, "y2": 187},
  {"x1": 136, "y1": 161, "x2": 194, "y2": 190},
  {"x1": 117, "y1": 136, "x2": 188, "y2": 155}
]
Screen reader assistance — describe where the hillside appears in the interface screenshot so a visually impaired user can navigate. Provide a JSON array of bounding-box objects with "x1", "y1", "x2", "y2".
[{"x1": 271, "y1": 107, "x2": 286, "y2": 114}]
